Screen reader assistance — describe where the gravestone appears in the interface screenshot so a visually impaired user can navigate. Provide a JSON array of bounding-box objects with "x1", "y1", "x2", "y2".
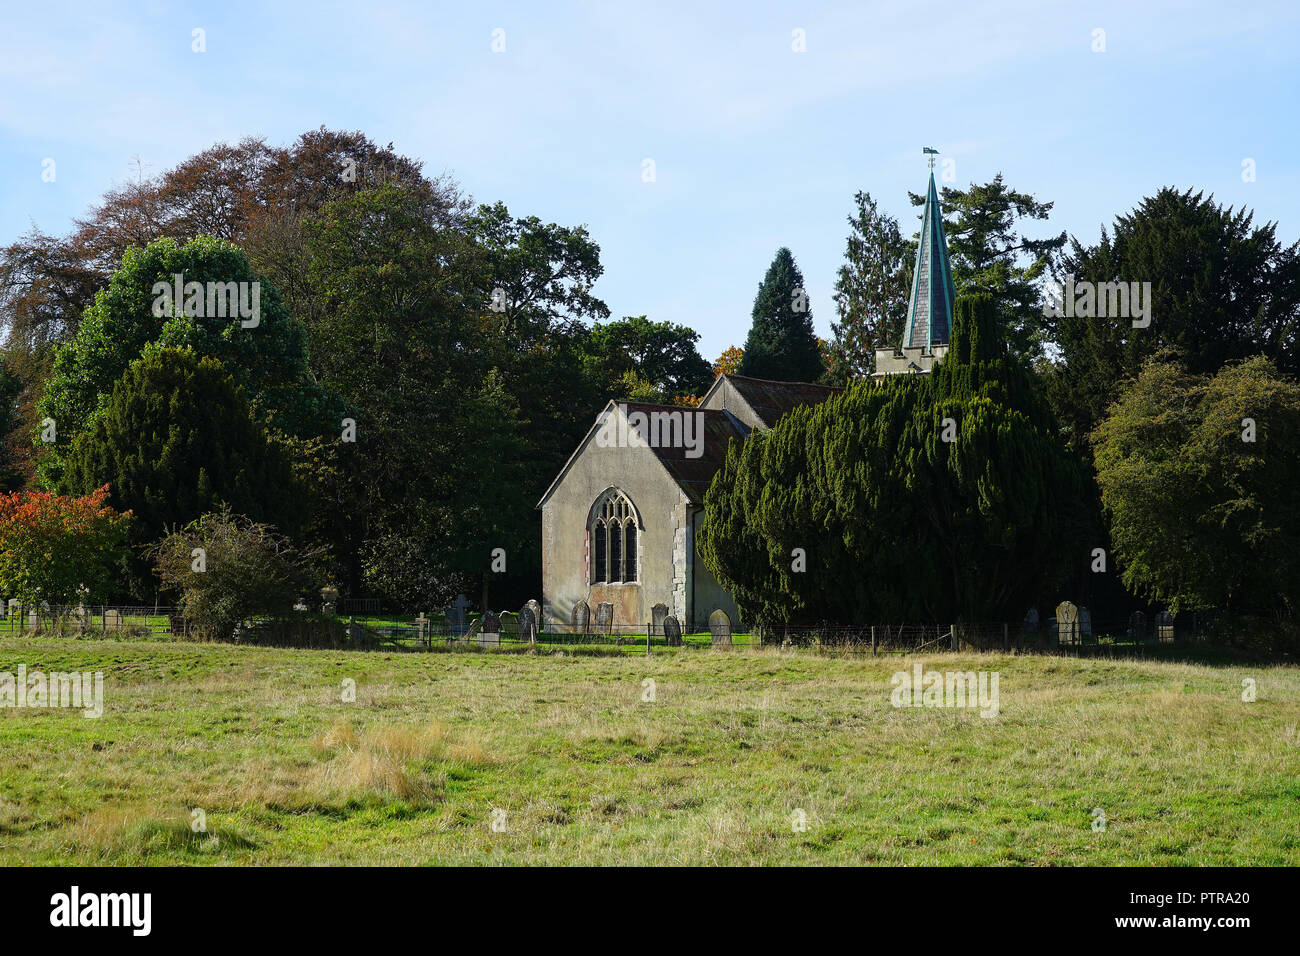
[
  {"x1": 1023, "y1": 606, "x2": 1039, "y2": 634},
  {"x1": 444, "y1": 594, "x2": 471, "y2": 637},
  {"x1": 103, "y1": 609, "x2": 123, "y2": 630},
  {"x1": 415, "y1": 613, "x2": 430, "y2": 645},
  {"x1": 519, "y1": 602, "x2": 539, "y2": 643},
  {"x1": 1055, "y1": 601, "x2": 1079, "y2": 645},
  {"x1": 8, "y1": 598, "x2": 19, "y2": 620},
  {"x1": 708, "y1": 609, "x2": 732, "y2": 646},
  {"x1": 1079, "y1": 606, "x2": 1093, "y2": 641},
  {"x1": 72, "y1": 604, "x2": 89, "y2": 634},
  {"x1": 1128, "y1": 610, "x2": 1146, "y2": 640},
  {"x1": 663, "y1": 615, "x2": 682, "y2": 647},
  {"x1": 595, "y1": 602, "x2": 614, "y2": 635},
  {"x1": 499, "y1": 611, "x2": 519, "y2": 638},
  {"x1": 572, "y1": 601, "x2": 591, "y2": 634},
  {"x1": 0, "y1": 599, "x2": 6, "y2": 619},
  {"x1": 346, "y1": 616, "x2": 364, "y2": 643},
  {"x1": 651, "y1": 603, "x2": 669, "y2": 636},
  {"x1": 1155, "y1": 610, "x2": 1175, "y2": 643},
  {"x1": 478, "y1": 611, "x2": 501, "y2": 647},
  {"x1": 27, "y1": 609, "x2": 39, "y2": 629}
]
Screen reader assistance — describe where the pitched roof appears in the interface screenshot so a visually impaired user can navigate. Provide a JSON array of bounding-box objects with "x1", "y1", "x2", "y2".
[
  {"x1": 535, "y1": 401, "x2": 751, "y2": 509},
  {"x1": 716, "y1": 374, "x2": 841, "y2": 429},
  {"x1": 903, "y1": 170, "x2": 956, "y2": 349},
  {"x1": 619, "y1": 403, "x2": 750, "y2": 503}
]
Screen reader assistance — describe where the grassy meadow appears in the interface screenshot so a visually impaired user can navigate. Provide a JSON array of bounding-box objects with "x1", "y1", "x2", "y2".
[{"x1": 1, "y1": 635, "x2": 1298, "y2": 865}]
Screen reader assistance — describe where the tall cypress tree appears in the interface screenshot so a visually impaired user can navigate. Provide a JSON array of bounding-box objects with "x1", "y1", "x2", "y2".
[{"x1": 738, "y1": 248, "x2": 824, "y2": 382}]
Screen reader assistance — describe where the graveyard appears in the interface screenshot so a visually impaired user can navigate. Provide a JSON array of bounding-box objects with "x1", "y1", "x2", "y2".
[{"x1": 1, "y1": 629, "x2": 1298, "y2": 866}]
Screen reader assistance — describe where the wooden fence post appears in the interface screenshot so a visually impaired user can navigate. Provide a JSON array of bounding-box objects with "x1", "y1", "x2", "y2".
[{"x1": 870, "y1": 625, "x2": 876, "y2": 656}]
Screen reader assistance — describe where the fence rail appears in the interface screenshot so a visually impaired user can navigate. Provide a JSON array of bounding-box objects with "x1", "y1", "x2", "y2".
[{"x1": 0, "y1": 604, "x2": 1211, "y2": 657}]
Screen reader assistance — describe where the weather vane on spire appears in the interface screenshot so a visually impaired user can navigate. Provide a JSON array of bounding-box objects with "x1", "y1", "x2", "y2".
[{"x1": 922, "y1": 146, "x2": 939, "y2": 171}]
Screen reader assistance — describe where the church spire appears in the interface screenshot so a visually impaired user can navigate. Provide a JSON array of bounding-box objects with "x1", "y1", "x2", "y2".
[{"x1": 902, "y1": 160, "x2": 956, "y2": 349}]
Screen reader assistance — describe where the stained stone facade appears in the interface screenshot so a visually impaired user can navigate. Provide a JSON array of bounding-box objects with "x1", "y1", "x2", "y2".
[{"x1": 537, "y1": 374, "x2": 838, "y2": 632}]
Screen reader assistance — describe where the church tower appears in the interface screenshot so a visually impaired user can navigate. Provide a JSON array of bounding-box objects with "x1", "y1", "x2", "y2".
[{"x1": 875, "y1": 149, "x2": 956, "y2": 376}]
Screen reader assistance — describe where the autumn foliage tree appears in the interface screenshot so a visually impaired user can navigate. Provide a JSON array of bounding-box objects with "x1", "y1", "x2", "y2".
[{"x1": 0, "y1": 485, "x2": 130, "y2": 603}]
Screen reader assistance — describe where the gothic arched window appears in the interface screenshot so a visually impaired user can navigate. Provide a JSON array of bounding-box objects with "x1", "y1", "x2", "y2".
[{"x1": 590, "y1": 490, "x2": 640, "y2": 584}]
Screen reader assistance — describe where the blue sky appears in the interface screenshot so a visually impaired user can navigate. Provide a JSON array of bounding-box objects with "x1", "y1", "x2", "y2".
[{"x1": 2, "y1": 0, "x2": 1298, "y2": 361}]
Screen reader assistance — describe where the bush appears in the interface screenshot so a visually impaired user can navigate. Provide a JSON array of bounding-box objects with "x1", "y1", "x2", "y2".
[{"x1": 150, "y1": 508, "x2": 318, "y2": 641}]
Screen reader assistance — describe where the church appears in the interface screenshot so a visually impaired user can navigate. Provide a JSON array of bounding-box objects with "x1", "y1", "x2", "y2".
[{"x1": 537, "y1": 165, "x2": 956, "y2": 631}]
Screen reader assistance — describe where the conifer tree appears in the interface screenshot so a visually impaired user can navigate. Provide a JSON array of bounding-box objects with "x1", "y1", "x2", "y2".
[{"x1": 738, "y1": 248, "x2": 824, "y2": 382}]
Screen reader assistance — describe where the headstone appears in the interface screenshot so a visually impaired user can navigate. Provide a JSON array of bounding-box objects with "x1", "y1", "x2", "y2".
[
  {"x1": 0, "y1": 599, "x2": 6, "y2": 619},
  {"x1": 663, "y1": 615, "x2": 682, "y2": 647},
  {"x1": 444, "y1": 594, "x2": 472, "y2": 637},
  {"x1": 708, "y1": 609, "x2": 732, "y2": 646},
  {"x1": 415, "y1": 613, "x2": 430, "y2": 645},
  {"x1": 1079, "y1": 606, "x2": 1093, "y2": 641},
  {"x1": 7, "y1": 598, "x2": 18, "y2": 618},
  {"x1": 27, "y1": 609, "x2": 38, "y2": 629},
  {"x1": 595, "y1": 602, "x2": 614, "y2": 634},
  {"x1": 1128, "y1": 610, "x2": 1146, "y2": 640},
  {"x1": 499, "y1": 611, "x2": 519, "y2": 637},
  {"x1": 572, "y1": 601, "x2": 591, "y2": 634},
  {"x1": 72, "y1": 604, "x2": 89, "y2": 634},
  {"x1": 103, "y1": 609, "x2": 122, "y2": 630},
  {"x1": 39, "y1": 601, "x2": 50, "y2": 613},
  {"x1": 346, "y1": 616, "x2": 364, "y2": 643},
  {"x1": 651, "y1": 603, "x2": 669, "y2": 636},
  {"x1": 1023, "y1": 607, "x2": 1039, "y2": 634},
  {"x1": 1155, "y1": 610, "x2": 1175, "y2": 643},
  {"x1": 478, "y1": 611, "x2": 501, "y2": 647},
  {"x1": 1055, "y1": 601, "x2": 1079, "y2": 645},
  {"x1": 320, "y1": 586, "x2": 339, "y2": 616},
  {"x1": 519, "y1": 603, "x2": 539, "y2": 643}
]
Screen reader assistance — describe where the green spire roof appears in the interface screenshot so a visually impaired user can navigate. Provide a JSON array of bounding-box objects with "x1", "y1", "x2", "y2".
[{"x1": 902, "y1": 171, "x2": 956, "y2": 348}]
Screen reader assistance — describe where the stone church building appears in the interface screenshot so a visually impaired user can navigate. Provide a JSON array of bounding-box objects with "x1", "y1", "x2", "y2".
[{"x1": 538, "y1": 166, "x2": 955, "y2": 632}]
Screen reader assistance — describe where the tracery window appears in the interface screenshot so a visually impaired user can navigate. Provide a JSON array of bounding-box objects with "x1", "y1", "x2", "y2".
[{"x1": 590, "y1": 490, "x2": 640, "y2": 584}]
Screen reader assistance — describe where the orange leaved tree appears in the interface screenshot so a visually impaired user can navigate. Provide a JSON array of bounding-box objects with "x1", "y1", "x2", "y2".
[{"x1": 0, "y1": 485, "x2": 130, "y2": 604}]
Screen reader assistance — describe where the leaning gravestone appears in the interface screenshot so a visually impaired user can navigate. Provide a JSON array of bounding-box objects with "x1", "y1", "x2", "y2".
[
  {"x1": 1079, "y1": 606, "x2": 1093, "y2": 641},
  {"x1": 1055, "y1": 601, "x2": 1079, "y2": 645},
  {"x1": 708, "y1": 609, "x2": 732, "y2": 647},
  {"x1": 595, "y1": 602, "x2": 614, "y2": 635},
  {"x1": 499, "y1": 611, "x2": 519, "y2": 639},
  {"x1": 1128, "y1": 610, "x2": 1147, "y2": 640},
  {"x1": 1155, "y1": 610, "x2": 1175, "y2": 643},
  {"x1": 663, "y1": 615, "x2": 682, "y2": 647},
  {"x1": 572, "y1": 601, "x2": 591, "y2": 634},
  {"x1": 651, "y1": 603, "x2": 669, "y2": 636}
]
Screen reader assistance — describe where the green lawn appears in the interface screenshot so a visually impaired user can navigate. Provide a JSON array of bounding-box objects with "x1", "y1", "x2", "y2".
[{"x1": 1, "y1": 635, "x2": 1297, "y2": 865}]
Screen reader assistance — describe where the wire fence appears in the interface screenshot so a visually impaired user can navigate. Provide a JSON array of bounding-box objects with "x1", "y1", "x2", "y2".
[{"x1": 0, "y1": 604, "x2": 1212, "y2": 657}]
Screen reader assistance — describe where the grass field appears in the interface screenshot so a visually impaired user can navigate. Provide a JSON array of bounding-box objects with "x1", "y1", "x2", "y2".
[{"x1": 1, "y1": 635, "x2": 1298, "y2": 865}]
